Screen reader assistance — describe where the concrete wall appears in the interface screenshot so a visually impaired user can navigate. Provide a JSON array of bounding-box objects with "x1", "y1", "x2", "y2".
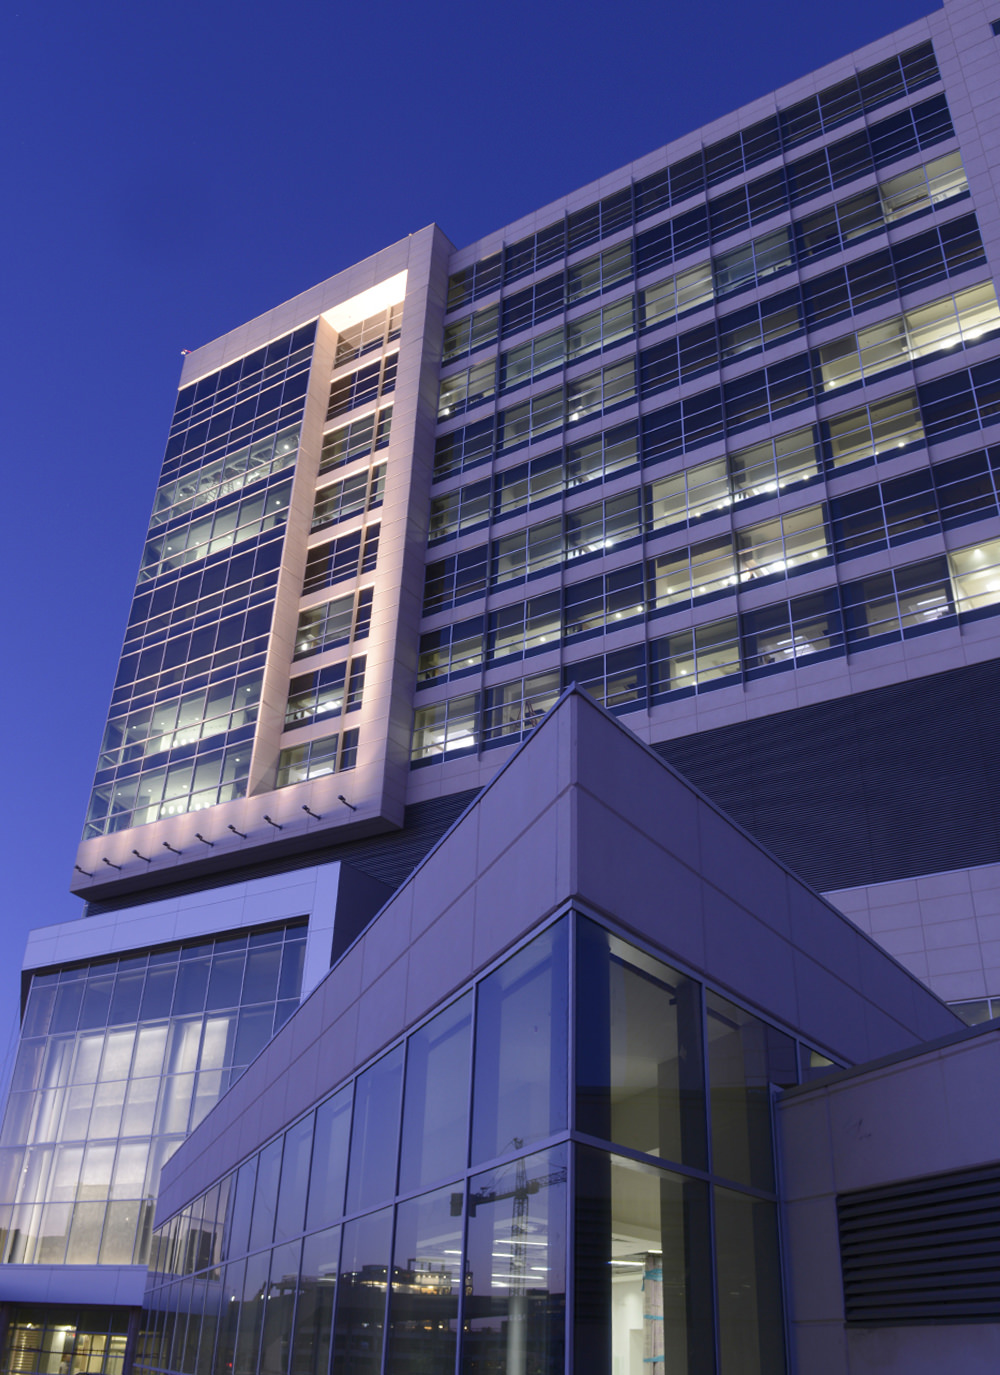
[{"x1": 779, "y1": 1021, "x2": 1000, "y2": 1374}]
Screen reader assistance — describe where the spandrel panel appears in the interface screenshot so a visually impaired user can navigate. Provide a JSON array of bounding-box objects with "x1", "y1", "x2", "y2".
[
  {"x1": 398, "y1": 992, "x2": 471, "y2": 1193},
  {"x1": 471, "y1": 921, "x2": 568, "y2": 1165}
]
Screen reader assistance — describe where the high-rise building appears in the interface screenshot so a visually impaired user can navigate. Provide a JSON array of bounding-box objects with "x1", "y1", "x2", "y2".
[{"x1": 4, "y1": 0, "x2": 1000, "y2": 1369}]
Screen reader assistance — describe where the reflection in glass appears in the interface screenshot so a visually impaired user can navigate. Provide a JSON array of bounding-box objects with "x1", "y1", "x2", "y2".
[
  {"x1": 260, "y1": 1239, "x2": 302, "y2": 1375},
  {"x1": 714, "y1": 1186, "x2": 785, "y2": 1375},
  {"x1": 274, "y1": 1114, "x2": 313, "y2": 1242},
  {"x1": 345, "y1": 1047, "x2": 403, "y2": 1213},
  {"x1": 306, "y1": 1088, "x2": 351, "y2": 1231},
  {"x1": 331, "y1": 1208, "x2": 392, "y2": 1375},
  {"x1": 386, "y1": 1186, "x2": 463, "y2": 1374},
  {"x1": 577, "y1": 920, "x2": 706, "y2": 1168},
  {"x1": 399, "y1": 994, "x2": 471, "y2": 1193},
  {"x1": 706, "y1": 992, "x2": 797, "y2": 1191},
  {"x1": 471, "y1": 922, "x2": 568, "y2": 1164},
  {"x1": 291, "y1": 1226, "x2": 340, "y2": 1375},
  {"x1": 462, "y1": 1144, "x2": 567, "y2": 1375},
  {"x1": 575, "y1": 1148, "x2": 713, "y2": 1375}
]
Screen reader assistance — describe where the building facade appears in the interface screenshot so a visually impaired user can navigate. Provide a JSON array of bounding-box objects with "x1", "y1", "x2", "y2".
[{"x1": 4, "y1": 0, "x2": 1000, "y2": 1369}]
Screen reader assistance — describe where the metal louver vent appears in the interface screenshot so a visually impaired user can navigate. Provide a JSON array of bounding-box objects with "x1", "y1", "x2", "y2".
[{"x1": 838, "y1": 1163, "x2": 1000, "y2": 1325}]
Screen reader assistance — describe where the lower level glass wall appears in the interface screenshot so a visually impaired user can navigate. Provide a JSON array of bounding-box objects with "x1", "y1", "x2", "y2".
[
  {"x1": 0, "y1": 924, "x2": 307, "y2": 1269},
  {"x1": 138, "y1": 913, "x2": 832, "y2": 1375},
  {"x1": 0, "y1": 1307, "x2": 132, "y2": 1375}
]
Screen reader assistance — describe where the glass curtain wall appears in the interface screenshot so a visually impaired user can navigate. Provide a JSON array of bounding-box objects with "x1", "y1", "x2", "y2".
[
  {"x1": 0, "y1": 924, "x2": 307, "y2": 1269},
  {"x1": 139, "y1": 914, "x2": 830, "y2": 1375}
]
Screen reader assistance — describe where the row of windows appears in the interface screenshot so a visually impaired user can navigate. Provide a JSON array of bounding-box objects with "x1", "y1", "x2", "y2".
[
  {"x1": 425, "y1": 494, "x2": 830, "y2": 614},
  {"x1": 415, "y1": 530, "x2": 1000, "y2": 703},
  {"x1": 284, "y1": 657, "x2": 365, "y2": 733},
  {"x1": 17, "y1": 928, "x2": 307, "y2": 1043},
  {"x1": 446, "y1": 42, "x2": 938, "y2": 306},
  {"x1": 433, "y1": 278, "x2": 999, "y2": 481},
  {"x1": 85, "y1": 741, "x2": 253, "y2": 839},
  {"x1": 412, "y1": 535, "x2": 1000, "y2": 761},
  {"x1": 150, "y1": 428, "x2": 300, "y2": 531},
  {"x1": 139, "y1": 907, "x2": 837, "y2": 1375},
  {"x1": 146, "y1": 912, "x2": 812, "y2": 1273},
  {"x1": 311, "y1": 464, "x2": 385, "y2": 535},
  {"x1": 98, "y1": 673, "x2": 262, "y2": 771},
  {"x1": 109, "y1": 562, "x2": 282, "y2": 774},
  {"x1": 2, "y1": 1308, "x2": 129, "y2": 1375},
  {"x1": 430, "y1": 390, "x2": 924, "y2": 551},
  {"x1": 446, "y1": 152, "x2": 967, "y2": 365},
  {"x1": 326, "y1": 353, "x2": 397, "y2": 422},
  {"x1": 302, "y1": 524, "x2": 380, "y2": 598},
  {"x1": 164, "y1": 363, "x2": 312, "y2": 480},
  {"x1": 294, "y1": 587, "x2": 373, "y2": 660},
  {"x1": 426, "y1": 429, "x2": 1000, "y2": 617},
  {"x1": 139, "y1": 482, "x2": 291, "y2": 584},
  {"x1": 0, "y1": 926, "x2": 308, "y2": 1268},
  {"x1": 333, "y1": 303, "x2": 402, "y2": 367},
  {"x1": 123, "y1": 553, "x2": 278, "y2": 653},
  {"x1": 438, "y1": 208, "x2": 983, "y2": 419},
  {"x1": 171, "y1": 328, "x2": 316, "y2": 435},
  {"x1": 318, "y1": 406, "x2": 392, "y2": 475},
  {"x1": 275, "y1": 729, "x2": 359, "y2": 788}
]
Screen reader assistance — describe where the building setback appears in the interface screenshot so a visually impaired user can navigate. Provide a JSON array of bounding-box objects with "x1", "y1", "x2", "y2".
[{"x1": 3, "y1": 0, "x2": 1000, "y2": 1370}]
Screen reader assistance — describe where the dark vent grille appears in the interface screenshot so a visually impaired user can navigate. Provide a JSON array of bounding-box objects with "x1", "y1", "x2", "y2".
[
  {"x1": 838, "y1": 1163, "x2": 1000, "y2": 1325},
  {"x1": 655, "y1": 660, "x2": 1000, "y2": 891}
]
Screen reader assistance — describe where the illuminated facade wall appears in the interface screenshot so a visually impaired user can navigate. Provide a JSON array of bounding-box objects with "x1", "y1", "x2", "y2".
[{"x1": 0, "y1": 924, "x2": 307, "y2": 1271}]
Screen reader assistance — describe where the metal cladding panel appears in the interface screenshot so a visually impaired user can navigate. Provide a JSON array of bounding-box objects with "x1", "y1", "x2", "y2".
[
  {"x1": 655, "y1": 660, "x2": 1000, "y2": 891},
  {"x1": 82, "y1": 790, "x2": 480, "y2": 917},
  {"x1": 838, "y1": 1163, "x2": 1000, "y2": 1325}
]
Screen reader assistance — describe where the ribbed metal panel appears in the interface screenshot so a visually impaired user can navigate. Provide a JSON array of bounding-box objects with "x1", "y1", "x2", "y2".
[
  {"x1": 655, "y1": 660, "x2": 1000, "y2": 891},
  {"x1": 838, "y1": 1164, "x2": 1000, "y2": 1324}
]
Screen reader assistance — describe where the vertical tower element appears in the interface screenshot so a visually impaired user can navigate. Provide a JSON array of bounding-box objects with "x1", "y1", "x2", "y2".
[{"x1": 74, "y1": 226, "x2": 454, "y2": 900}]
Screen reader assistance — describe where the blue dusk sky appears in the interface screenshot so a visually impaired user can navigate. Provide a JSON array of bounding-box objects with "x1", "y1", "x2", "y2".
[{"x1": 0, "y1": 0, "x2": 936, "y2": 1069}]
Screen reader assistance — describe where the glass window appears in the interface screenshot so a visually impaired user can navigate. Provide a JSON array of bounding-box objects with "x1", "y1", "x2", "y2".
[
  {"x1": 274, "y1": 1114, "x2": 313, "y2": 1243},
  {"x1": 385, "y1": 1186, "x2": 464, "y2": 1375},
  {"x1": 345, "y1": 1046, "x2": 404, "y2": 1213},
  {"x1": 574, "y1": 1147, "x2": 713, "y2": 1375},
  {"x1": 949, "y1": 537, "x2": 1000, "y2": 613},
  {"x1": 471, "y1": 922, "x2": 568, "y2": 1165},
  {"x1": 714, "y1": 1187, "x2": 785, "y2": 1375},
  {"x1": 461, "y1": 1144, "x2": 567, "y2": 1375},
  {"x1": 233, "y1": 1247, "x2": 269, "y2": 1375},
  {"x1": 399, "y1": 994, "x2": 472, "y2": 1194},
  {"x1": 331, "y1": 1208, "x2": 392, "y2": 1375},
  {"x1": 576, "y1": 920, "x2": 706, "y2": 1169},
  {"x1": 291, "y1": 1226, "x2": 340, "y2": 1375},
  {"x1": 259, "y1": 1238, "x2": 302, "y2": 1375},
  {"x1": 706, "y1": 991, "x2": 796, "y2": 1191},
  {"x1": 248, "y1": 1136, "x2": 282, "y2": 1252}
]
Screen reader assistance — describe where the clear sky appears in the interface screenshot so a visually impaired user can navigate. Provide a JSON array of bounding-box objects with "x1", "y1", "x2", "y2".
[{"x1": 0, "y1": 0, "x2": 937, "y2": 1072}]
